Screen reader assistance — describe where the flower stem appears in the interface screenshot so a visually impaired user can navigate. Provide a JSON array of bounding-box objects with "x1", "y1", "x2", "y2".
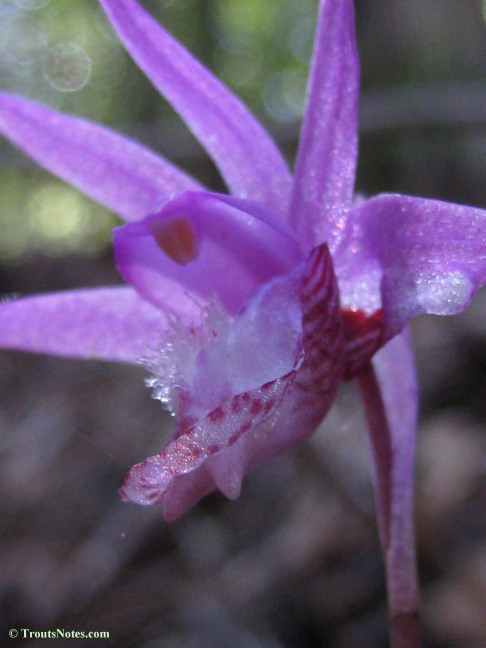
[
  {"x1": 355, "y1": 362, "x2": 421, "y2": 648},
  {"x1": 390, "y1": 611, "x2": 421, "y2": 648}
]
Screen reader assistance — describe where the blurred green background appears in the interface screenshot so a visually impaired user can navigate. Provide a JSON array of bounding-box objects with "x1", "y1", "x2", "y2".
[
  {"x1": 2, "y1": 0, "x2": 486, "y2": 263},
  {"x1": 1, "y1": 2, "x2": 486, "y2": 648},
  {"x1": 1, "y1": 0, "x2": 321, "y2": 261}
]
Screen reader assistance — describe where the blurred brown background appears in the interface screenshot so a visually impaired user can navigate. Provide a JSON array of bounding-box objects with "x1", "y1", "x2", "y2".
[{"x1": 1, "y1": 1, "x2": 486, "y2": 646}]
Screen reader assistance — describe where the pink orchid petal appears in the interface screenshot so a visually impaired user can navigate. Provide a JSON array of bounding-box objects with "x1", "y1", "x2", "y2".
[
  {"x1": 98, "y1": 0, "x2": 292, "y2": 216},
  {"x1": 0, "y1": 287, "x2": 174, "y2": 363},
  {"x1": 336, "y1": 194, "x2": 486, "y2": 335},
  {"x1": 371, "y1": 328, "x2": 420, "y2": 617},
  {"x1": 114, "y1": 191, "x2": 302, "y2": 315},
  {"x1": 0, "y1": 93, "x2": 200, "y2": 222},
  {"x1": 120, "y1": 244, "x2": 345, "y2": 519},
  {"x1": 290, "y1": 0, "x2": 359, "y2": 252}
]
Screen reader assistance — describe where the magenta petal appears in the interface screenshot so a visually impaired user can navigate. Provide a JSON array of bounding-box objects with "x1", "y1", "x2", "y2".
[
  {"x1": 336, "y1": 194, "x2": 486, "y2": 335},
  {"x1": 290, "y1": 0, "x2": 359, "y2": 252},
  {"x1": 98, "y1": 0, "x2": 292, "y2": 216},
  {"x1": 114, "y1": 191, "x2": 302, "y2": 315},
  {"x1": 120, "y1": 244, "x2": 345, "y2": 518},
  {"x1": 0, "y1": 93, "x2": 200, "y2": 221},
  {"x1": 371, "y1": 329, "x2": 420, "y2": 616},
  {"x1": 0, "y1": 287, "x2": 173, "y2": 363}
]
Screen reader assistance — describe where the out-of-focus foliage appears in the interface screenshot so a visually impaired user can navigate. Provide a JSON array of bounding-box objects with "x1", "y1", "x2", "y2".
[
  {"x1": 2, "y1": 0, "x2": 486, "y2": 261},
  {"x1": 0, "y1": 0, "x2": 319, "y2": 261}
]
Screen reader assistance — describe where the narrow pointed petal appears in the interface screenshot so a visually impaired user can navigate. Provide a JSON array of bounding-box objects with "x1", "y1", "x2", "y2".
[
  {"x1": 290, "y1": 0, "x2": 359, "y2": 252},
  {"x1": 120, "y1": 244, "x2": 345, "y2": 518},
  {"x1": 98, "y1": 0, "x2": 292, "y2": 216},
  {"x1": 336, "y1": 194, "x2": 486, "y2": 336},
  {"x1": 371, "y1": 329, "x2": 420, "y2": 619},
  {"x1": 0, "y1": 93, "x2": 200, "y2": 222},
  {"x1": 114, "y1": 191, "x2": 302, "y2": 315},
  {"x1": 0, "y1": 287, "x2": 178, "y2": 363}
]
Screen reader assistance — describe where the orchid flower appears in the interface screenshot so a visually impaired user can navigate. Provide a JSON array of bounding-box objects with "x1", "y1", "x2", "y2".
[{"x1": 1, "y1": 1, "x2": 486, "y2": 646}]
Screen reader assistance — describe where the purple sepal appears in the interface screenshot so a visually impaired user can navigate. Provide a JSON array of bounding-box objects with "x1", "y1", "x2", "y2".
[
  {"x1": 99, "y1": 0, "x2": 292, "y2": 217},
  {"x1": 336, "y1": 194, "x2": 486, "y2": 335},
  {"x1": 372, "y1": 328, "x2": 420, "y2": 615},
  {"x1": 0, "y1": 287, "x2": 170, "y2": 363},
  {"x1": 290, "y1": 0, "x2": 359, "y2": 252},
  {"x1": 0, "y1": 93, "x2": 200, "y2": 221}
]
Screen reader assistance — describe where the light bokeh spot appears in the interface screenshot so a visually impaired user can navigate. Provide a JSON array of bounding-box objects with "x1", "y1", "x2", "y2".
[
  {"x1": 15, "y1": 0, "x2": 51, "y2": 9},
  {"x1": 43, "y1": 42, "x2": 91, "y2": 92}
]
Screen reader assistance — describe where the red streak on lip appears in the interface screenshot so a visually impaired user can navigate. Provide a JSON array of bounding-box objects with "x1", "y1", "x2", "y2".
[
  {"x1": 341, "y1": 308, "x2": 385, "y2": 379},
  {"x1": 342, "y1": 307, "x2": 384, "y2": 339}
]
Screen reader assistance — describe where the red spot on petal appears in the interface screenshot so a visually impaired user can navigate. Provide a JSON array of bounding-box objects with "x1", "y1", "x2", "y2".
[
  {"x1": 207, "y1": 444, "x2": 220, "y2": 455},
  {"x1": 250, "y1": 399, "x2": 262, "y2": 415},
  {"x1": 231, "y1": 399, "x2": 242, "y2": 414},
  {"x1": 208, "y1": 407, "x2": 225, "y2": 423},
  {"x1": 263, "y1": 399, "x2": 275, "y2": 415},
  {"x1": 150, "y1": 217, "x2": 199, "y2": 265}
]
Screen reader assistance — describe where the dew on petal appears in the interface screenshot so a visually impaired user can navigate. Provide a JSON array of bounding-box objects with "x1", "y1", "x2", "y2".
[
  {"x1": 416, "y1": 270, "x2": 474, "y2": 314},
  {"x1": 42, "y1": 42, "x2": 91, "y2": 92}
]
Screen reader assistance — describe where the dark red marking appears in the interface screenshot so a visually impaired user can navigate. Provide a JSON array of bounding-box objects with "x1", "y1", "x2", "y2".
[
  {"x1": 341, "y1": 308, "x2": 385, "y2": 380},
  {"x1": 208, "y1": 407, "x2": 225, "y2": 423},
  {"x1": 307, "y1": 245, "x2": 324, "y2": 280},
  {"x1": 250, "y1": 399, "x2": 262, "y2": 415},
  {"x1": 207, "y1": 444, "x2": 220, "y2": 455},
  {"x1": 231, "y1": 399, "x2": 242, "y2": 414},
  {"x1": 263, "y1": 399, "x2": 275, "y2": 415},
  {"x1": 342, "y1": 308, "x2": 384, "y2": 339}
]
